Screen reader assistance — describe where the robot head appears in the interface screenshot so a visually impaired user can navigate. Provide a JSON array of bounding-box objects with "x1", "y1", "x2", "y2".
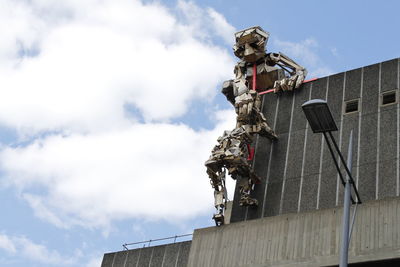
[{"x1": 233, "y1": 26, "x2": 269, "y2": 63}]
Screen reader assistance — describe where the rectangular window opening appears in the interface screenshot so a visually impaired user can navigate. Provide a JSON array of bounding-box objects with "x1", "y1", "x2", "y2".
[
  {"x1": 381, "y1": 91, "x2": 397, "y2": 106},
  {"x1": 345, "y1": 99, "x2": 359, "y2": 114}
]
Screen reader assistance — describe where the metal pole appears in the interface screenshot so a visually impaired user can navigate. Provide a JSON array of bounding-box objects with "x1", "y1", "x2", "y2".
[
  {"x1": 322, "y1": 132, "x2": 356, "y2": 204},
  {"x1": 328, "y1": 131, "x2": 361, "y2": 204},
  {"x1": 339, "y1": 130, "x2": 353, "y2": 267},
  {"x1": 322, "y1": 132, "x2": 346, "y2": 186}
]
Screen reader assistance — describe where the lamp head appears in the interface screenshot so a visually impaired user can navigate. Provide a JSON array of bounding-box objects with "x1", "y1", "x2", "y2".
[{"x1": 302, "y1": 99, "x2": 338, "y2": 133}]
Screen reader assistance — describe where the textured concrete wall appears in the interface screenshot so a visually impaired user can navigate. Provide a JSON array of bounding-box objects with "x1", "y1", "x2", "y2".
[
  {"x1": 101, "y1": 241, "x2": 191, "y2": 267},
  {"x1": 188, "y1": 196, "x2": 400, "y2": 267},
  {"x1": 231, "y1": 58, "x2": 400, "y2": 223}
]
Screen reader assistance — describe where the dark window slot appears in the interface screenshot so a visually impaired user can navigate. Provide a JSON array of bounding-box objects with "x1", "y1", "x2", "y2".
[
  {"x1": 345, "y1": 100, "x2": 359, "y2": 113},
  {"x1": 382, "y1": 91, "x2": 397, "y2": 105}
]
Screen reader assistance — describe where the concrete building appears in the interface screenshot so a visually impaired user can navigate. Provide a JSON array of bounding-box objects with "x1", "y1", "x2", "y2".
[{"x1": 102, "y1": 58, "x2": 400, "y2": 266}]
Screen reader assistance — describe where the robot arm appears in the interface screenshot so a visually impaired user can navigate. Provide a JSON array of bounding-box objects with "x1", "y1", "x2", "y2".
[
  {"x1": 221, "y1": 80, "x2": 235, "y2": 106},
  {"x1": 269, "y1": 52, "x2": 307, "y2": 92},
  {"x1": 222, "y1": 60, "x2": 251, "y2": 109},
  {"x1": 221, "y1": 61, "x2": 248, "y2": 106}
]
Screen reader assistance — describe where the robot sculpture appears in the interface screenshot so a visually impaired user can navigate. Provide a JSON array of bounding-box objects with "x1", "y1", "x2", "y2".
[{"x1": 205, "y1": 26, "x2": 307, "y2": 226}]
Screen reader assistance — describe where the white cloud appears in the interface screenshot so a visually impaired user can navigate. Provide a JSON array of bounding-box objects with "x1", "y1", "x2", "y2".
[
  {"x1": 0, "y1": 0, "x2": 240, "y2": 232},
  {"x1": 17, "y1": 236, "x2": 74, "y2": 265},
  {"x1": 0, "y1": 1, "x2": 43, "y2": 69},
  {"x1": 0, "y1": 0, "x2": 238, "y2": 230},
  {"x1": 0, "y1": 233, "x2": 75, "y2": 265},
  {"x1": 0, "y1": 109, "x2": 236, "y2": 229},
  {"x1": 331, "y1": 47, "x2": 339, "y2": 57},
  {"x1": 273, "y1": 38, "x2": 334, "y2": 78},
  {"x1": 0, "y1": 234, "x2": 16, "y2": 254},
  {"x1": 85, "y1": 256, "x2": 103, "y2": 267},
  {"x1": 176, "y1": 0, "x2": 236, "y2": 44},
  {"x1": 22, "y1": 194, "x2": 70, "y2": 229},
  {"x1": 0, "y1": 0, "x2": 234, "y2": 135},
  {"x1": 207, "y1": 8, "x2": 236, "y2": 44}
]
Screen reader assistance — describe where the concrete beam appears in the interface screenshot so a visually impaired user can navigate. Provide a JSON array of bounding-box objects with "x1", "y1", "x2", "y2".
[{"x1": 188, "y1": 197, "x2": 400, "y2": 267}]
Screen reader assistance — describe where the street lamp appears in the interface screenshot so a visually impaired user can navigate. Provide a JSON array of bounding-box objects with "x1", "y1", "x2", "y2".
[
  {"x1": 302, "y1": 99, "x2": 338, "y2": 133},
  {"x1": 302, "y1": 99, "x2": 362, "y2": 267}
]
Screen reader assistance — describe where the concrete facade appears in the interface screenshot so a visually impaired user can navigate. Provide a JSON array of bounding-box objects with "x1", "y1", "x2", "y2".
[
  {"x1": 231, "y1": 58, "x2": 400, "y2": 223},
  {"x1": 101, "y1": 241, "x2": 191, "y2": 267},
  {"x1": 188, "y1": 197, "x2": 400, "y2": 267}
]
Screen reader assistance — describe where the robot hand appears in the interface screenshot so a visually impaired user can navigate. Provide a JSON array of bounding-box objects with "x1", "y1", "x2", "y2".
[
  {"x1": 235, "y1": 92, "x2": 255, "y2": 116},
  {"x1": 273, "y1": 70, "x2": 306, "y2": 93}
]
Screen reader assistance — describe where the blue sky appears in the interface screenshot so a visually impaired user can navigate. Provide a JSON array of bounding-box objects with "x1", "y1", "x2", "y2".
[{"x1": 0, "y1": 0, "x2": 399, "y2": 266}]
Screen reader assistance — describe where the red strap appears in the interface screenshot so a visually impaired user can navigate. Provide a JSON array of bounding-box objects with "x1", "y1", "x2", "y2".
[
  {"x1": 303, "y1": 78, "x2": 318, "y2": 83},
  {"x1": 247, "y1": 144, "x2": 255, "y2": 160},
  {"x1": 258, "y1": 89, "x2": 275, "y2": 95},
  {"x1": 252, "y1": 64, "x2": 257, "y2": 91}
]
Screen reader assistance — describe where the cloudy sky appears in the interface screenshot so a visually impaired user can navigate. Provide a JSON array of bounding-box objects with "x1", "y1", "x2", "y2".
[{"x1": 0, "y1": 0, "x2": 399, "y2": 266}]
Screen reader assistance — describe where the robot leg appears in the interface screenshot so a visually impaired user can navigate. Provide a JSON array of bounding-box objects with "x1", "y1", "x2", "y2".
[
  {"x1": 238, "y1": 171, "x2": 259, "y2": 207},
  {"x1": 212, "y1": 170, "x2": 227, "y2": 226},
  {"x1": 257, "y1": 111, "x2": 278, "y2": 140}
]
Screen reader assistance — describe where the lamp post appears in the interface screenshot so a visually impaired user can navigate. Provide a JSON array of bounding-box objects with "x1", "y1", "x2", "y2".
[{"x1": 302, "y1": 99, "x2": 361, "y2": 267}]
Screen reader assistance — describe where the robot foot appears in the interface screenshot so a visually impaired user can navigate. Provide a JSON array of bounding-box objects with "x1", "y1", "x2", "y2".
[
  {"x1": 269, "y1": 131, "x2": 278, "y2": 140},
  {"x1": 260, "y1": 127, "x2": 278, "y2": 140},
  {"x1": 239, "y1": 196, "x2": 258, "y2": 207},
  {"x1": 213, "y1": 213, "x2": 225, "y2": 226}
]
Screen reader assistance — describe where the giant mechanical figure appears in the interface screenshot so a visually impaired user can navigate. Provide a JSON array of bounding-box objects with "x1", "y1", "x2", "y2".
[{"x1": 205, "y1": 26, "x2": 307, "y2": 226}]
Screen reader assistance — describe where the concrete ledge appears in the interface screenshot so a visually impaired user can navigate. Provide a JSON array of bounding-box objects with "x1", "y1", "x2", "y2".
[
  {"x1": 101, "y1": 241, "x2": 191, "y2": 267},
  {"x1": 187, "y1": 197, "x2": 400, "y2": 267}
]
